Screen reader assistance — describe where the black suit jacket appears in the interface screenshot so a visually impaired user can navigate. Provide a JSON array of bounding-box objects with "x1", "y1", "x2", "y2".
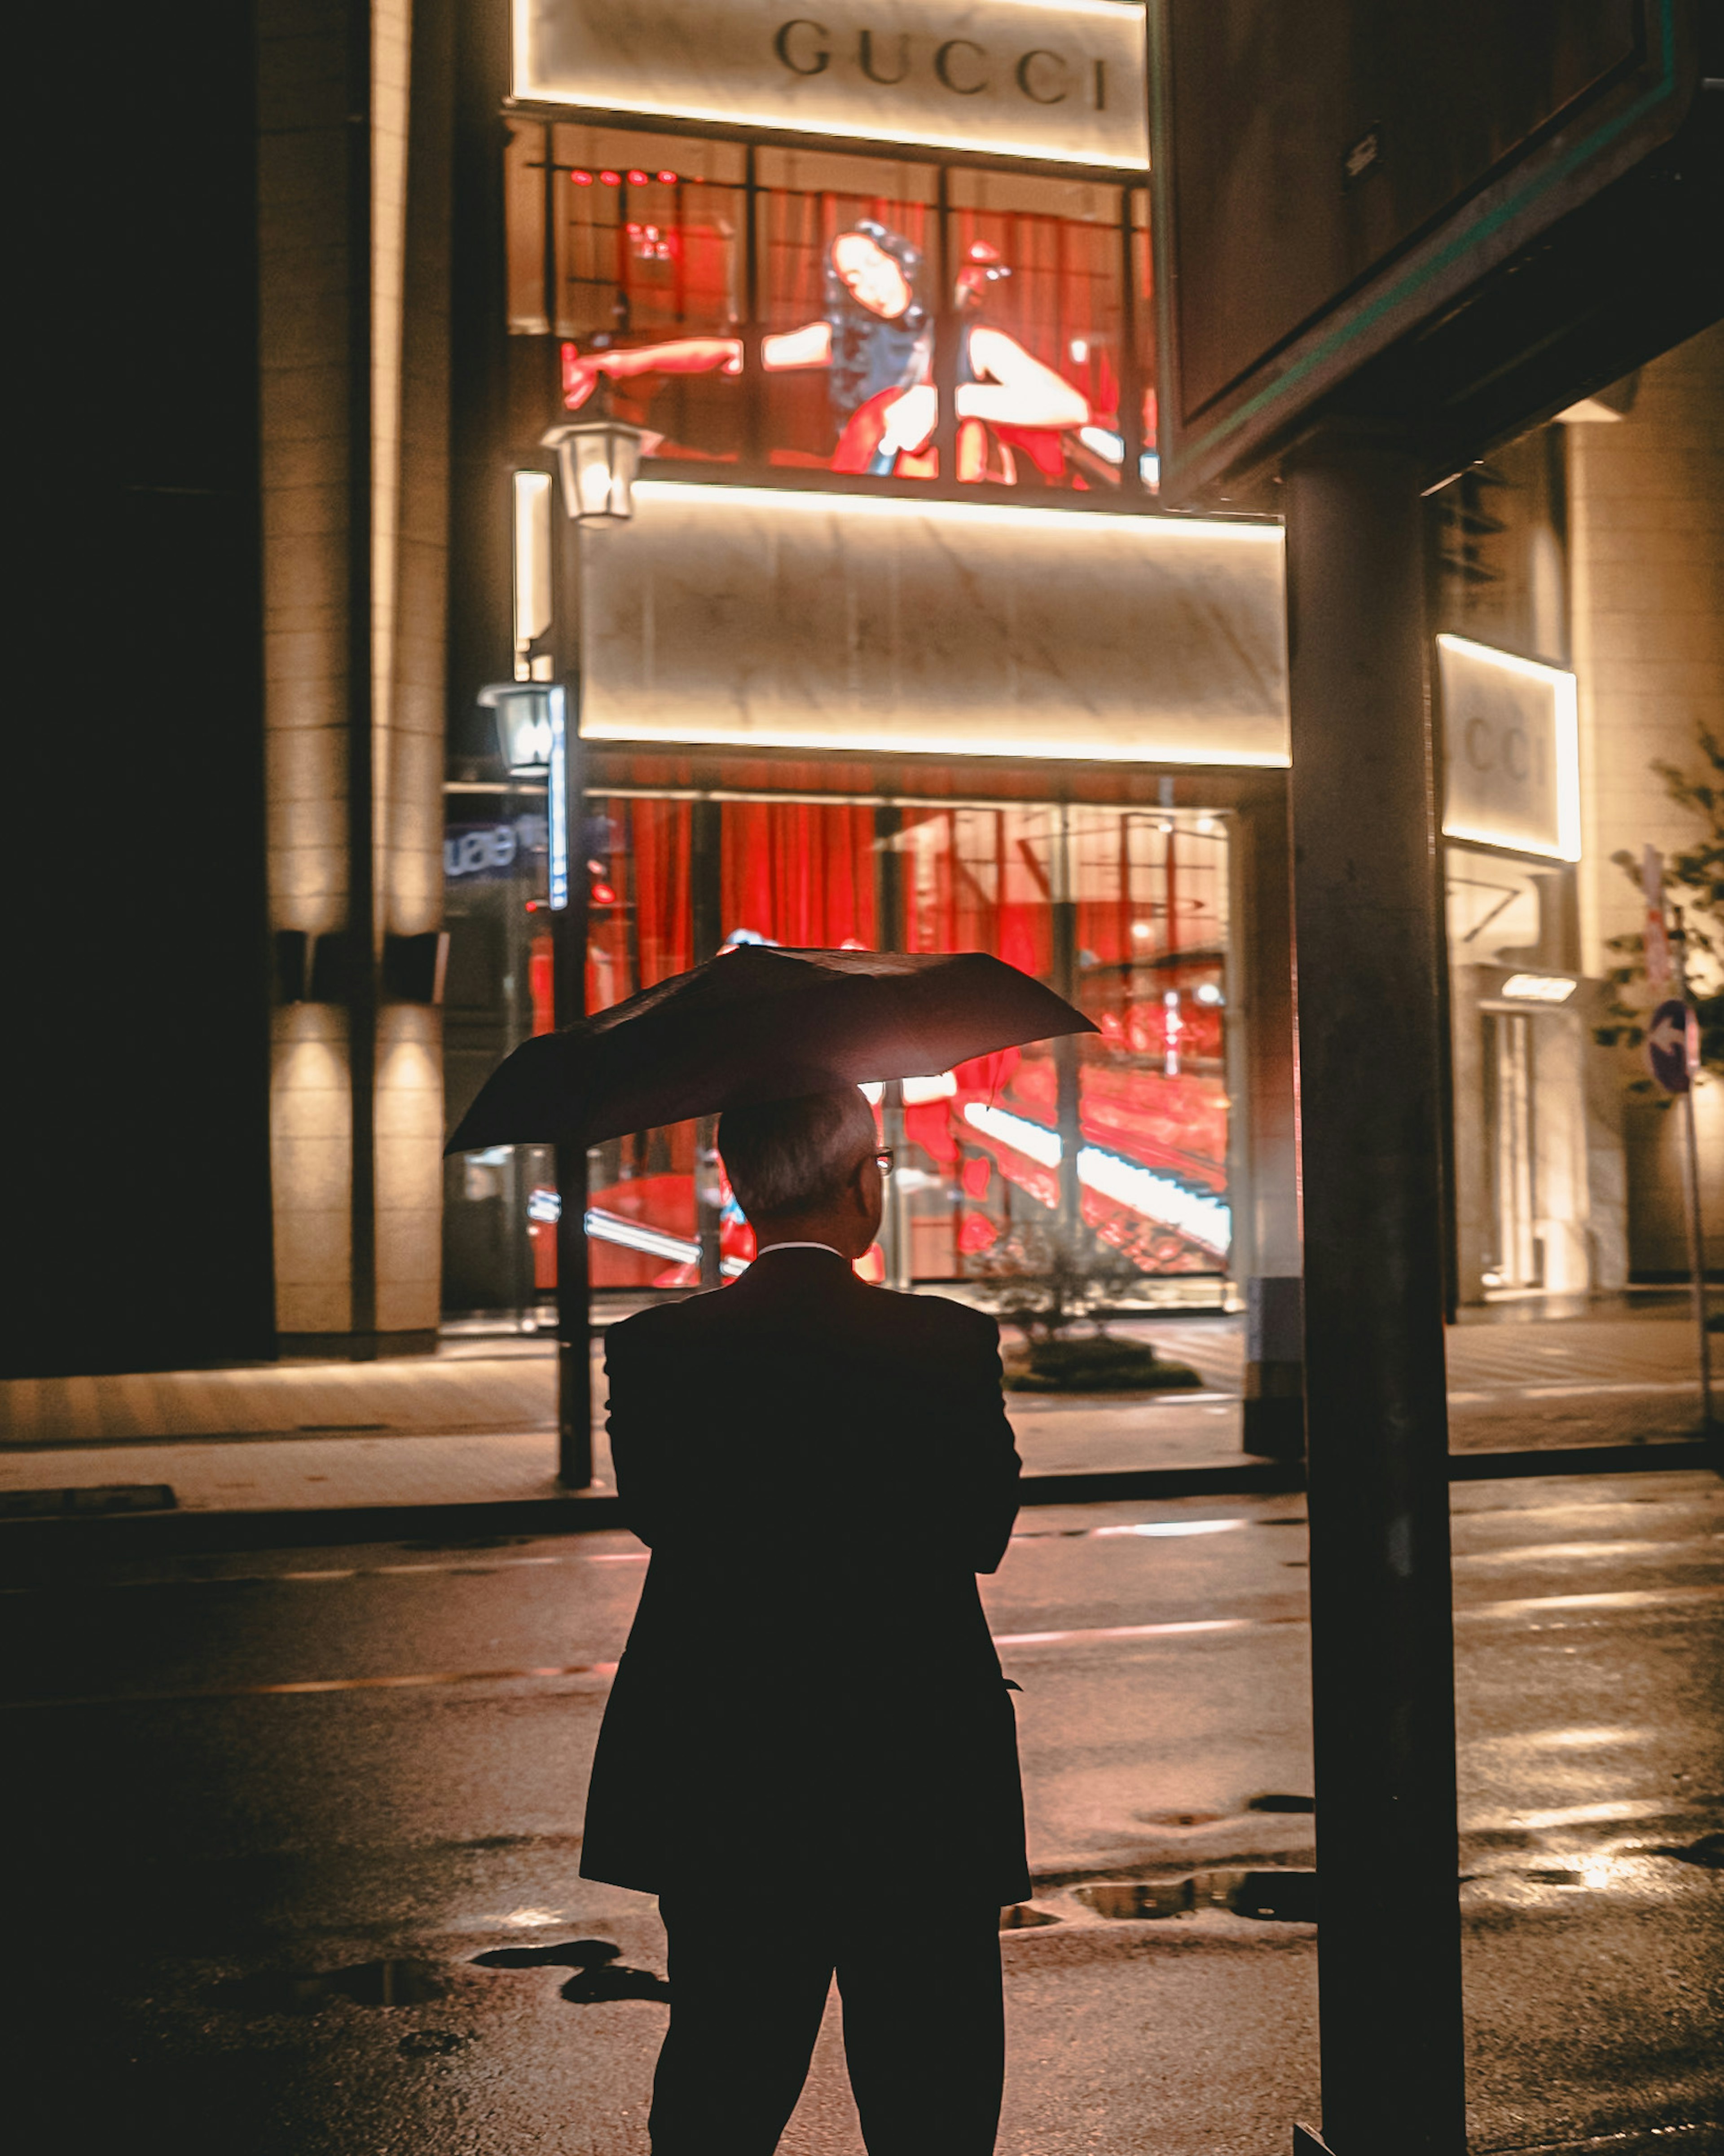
[{"x1": 579, "y1": 1247, "x2": 1031, "y2": 1903}]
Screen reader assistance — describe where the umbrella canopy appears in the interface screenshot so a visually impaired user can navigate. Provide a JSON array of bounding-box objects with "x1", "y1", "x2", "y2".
[{"x1": 445, "y1": 945, "x2": 1095, "y2": 1154}]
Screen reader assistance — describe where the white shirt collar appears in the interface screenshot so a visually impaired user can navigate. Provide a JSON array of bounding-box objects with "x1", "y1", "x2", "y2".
[{"x1": 753, "y1": 1241, "x2": 847, "y2": 1261}]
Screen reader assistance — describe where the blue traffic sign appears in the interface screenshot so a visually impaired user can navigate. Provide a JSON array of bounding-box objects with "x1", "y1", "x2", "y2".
[{"x1": 1647, "y1": 999, "x2": 1693, "y2": 1095}]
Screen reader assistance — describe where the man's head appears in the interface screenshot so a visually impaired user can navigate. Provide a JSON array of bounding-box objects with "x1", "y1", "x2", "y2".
[{"x1": 717, "y1": 1087, "x2": 883, "y2": 1259}]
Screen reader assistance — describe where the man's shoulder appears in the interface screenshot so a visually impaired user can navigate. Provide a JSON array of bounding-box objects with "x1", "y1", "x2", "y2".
[
  {"x1": 603, "y1": 1293, "x2": 722, "y2": 1362},
  {"x1": 605, "y1": 1275, "x2": 998, "y2": 1362},
  {"x1": 859, "y1": 1284, "x2": 999, "y2": 1349}
]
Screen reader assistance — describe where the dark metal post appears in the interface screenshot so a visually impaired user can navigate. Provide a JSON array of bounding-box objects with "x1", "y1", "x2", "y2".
[
  {"x1": 1671, "y1": 908, "x2": 1718, "y2": 1437},
  {"x1": 933, "y1": 164, "x2": 958, "y2": 485},
  {"x1": 1051, "y1": 804, "x2": 1082, "y2": 1234},
  {"x1": 553, "y1": 521, "x2": 591, "y2": 1489},
  {"x1": 691, "y1": 799, "x2": 724, "y2": 1291},
  {"x1": 873, "y1": 804, "x2": 908, "y2": 1285},
  {"x1": 1283, "y1": 428, "x2": 1466, "y2": 2155}
]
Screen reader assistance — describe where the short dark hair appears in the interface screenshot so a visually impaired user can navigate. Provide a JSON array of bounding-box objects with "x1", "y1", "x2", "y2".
[{"x1": 717, "y1": 1088, "x2": 877, "y2": 1219}]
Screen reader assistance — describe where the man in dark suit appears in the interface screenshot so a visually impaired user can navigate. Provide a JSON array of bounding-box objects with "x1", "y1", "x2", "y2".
[{"x1": 581, "y1": 1085, "x2": 1029, "y2": 2156}]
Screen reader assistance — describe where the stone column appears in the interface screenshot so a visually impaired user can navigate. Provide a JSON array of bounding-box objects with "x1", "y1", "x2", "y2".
[
  {"x1": 1232, "y1": 784, "x2": 1304, "y2": 1460},
  {"x1": 259, "y1": 0, "x2": 449, "y2": 1355},
  {"x1": 1567, "y1": 322, "x2": 1724, "y2": 1279}
]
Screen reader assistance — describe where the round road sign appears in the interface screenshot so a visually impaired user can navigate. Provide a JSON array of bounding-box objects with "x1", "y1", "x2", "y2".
[{"x1": 1646, "y1": 998, "x2": 1694, "y2": 1095}]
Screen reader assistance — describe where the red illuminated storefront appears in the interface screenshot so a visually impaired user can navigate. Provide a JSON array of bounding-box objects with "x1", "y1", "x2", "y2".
[
  {"x1": 561, "y1": 779, "x2": 1232, "y2": 1293},
  {"x1": 440, "y1": 0, "x2": 1293, "y2": 1323}
]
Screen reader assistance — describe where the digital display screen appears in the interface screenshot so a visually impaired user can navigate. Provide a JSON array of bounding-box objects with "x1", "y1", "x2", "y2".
[{"x1": 508, "y1": 125, "x2": 1156, "y2": 492}]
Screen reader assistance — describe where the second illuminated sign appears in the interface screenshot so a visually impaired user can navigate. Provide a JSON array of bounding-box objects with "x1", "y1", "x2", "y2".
[{"x1": 514, "y1": 0, "x2": 1149, "y2": 169}]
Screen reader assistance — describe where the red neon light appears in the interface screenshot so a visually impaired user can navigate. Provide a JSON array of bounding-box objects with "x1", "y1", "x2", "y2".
[
  {"x1": 570, "y1": 169, "x2": 593, "y2": 186},
  {"x1": 627, "y1": 168, "x2": 649, "y2": 186},
  {"x1": 656, "y1": 169, "x2": 677, "y2": 184},
  {"x1": 591, "y1": 881, "x2": 617, "y2": 907},
  {"x1": 599, "y1": 170, "x2": 621, "y2": 187}
]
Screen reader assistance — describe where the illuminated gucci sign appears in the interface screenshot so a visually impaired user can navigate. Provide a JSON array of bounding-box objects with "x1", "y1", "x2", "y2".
[
  {"x1": 513, "y1": 0, "x2": 1149, "y2": 170},
  {"x1": 771, "y1": 18, "x2": 1107, "y2": 110},
  {"x1": 1438, "y1": 635, "x2": 1581, "y2": 863}
]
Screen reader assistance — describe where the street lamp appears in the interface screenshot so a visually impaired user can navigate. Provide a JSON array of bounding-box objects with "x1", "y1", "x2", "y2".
[
  {"x1": 541, "y1": 412, "x2": 648, "y2": 526},
  {"x1": 478, "y1": 683, "x2": 557, "y2": 776},
  {"x1": 535, "y1": 409, "x2": 647, "y2": 1490}
]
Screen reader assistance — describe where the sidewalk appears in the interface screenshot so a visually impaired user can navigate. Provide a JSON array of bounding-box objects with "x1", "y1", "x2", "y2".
[{"x1": 1, "y1": 1304, "x2": 1711, "y2": 1526}]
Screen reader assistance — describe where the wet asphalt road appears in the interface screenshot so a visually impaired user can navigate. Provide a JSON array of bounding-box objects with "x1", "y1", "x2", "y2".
[{"x1": 2, "y1": 1471, "x2": 1720, "y2": 2156}]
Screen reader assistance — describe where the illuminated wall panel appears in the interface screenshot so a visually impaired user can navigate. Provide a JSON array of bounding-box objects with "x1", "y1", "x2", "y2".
[
  {"x1": 1438, "y1": 633, "x2": 1580, "y2": 861},
  {"x1": 513, "y1": 0, "x2": 1150, "y2": 169},
  {"x1": 581, "y1": 483, "x2": 1289, "y2": 765}
]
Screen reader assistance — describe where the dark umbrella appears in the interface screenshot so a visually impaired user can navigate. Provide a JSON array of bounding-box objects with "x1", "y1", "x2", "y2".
[{"x1": 445, "y1": 945, "x2": 1095, "y2": 1153}]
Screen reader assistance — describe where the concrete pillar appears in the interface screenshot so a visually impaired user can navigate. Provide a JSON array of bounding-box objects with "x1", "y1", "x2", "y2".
[
  {"x1": 260, "y1": 0, "x2": 449, "y2": 1356},
  {"x1": 259, "y1": 0, "x2": 359, "y2": 1346},
  {"x1": 1567, "y1": 322, "x2": 1724, "y2": 1277},
  {"x1": 1230, "y1": 785, "x2": 1304, "y2": 1458},
  {"x1": 1283, "y1": 428, "x2": 1465, "y2": 2154}
]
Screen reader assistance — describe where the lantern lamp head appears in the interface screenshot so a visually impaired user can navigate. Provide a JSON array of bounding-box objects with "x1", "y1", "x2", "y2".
[
  {"x1": 540, "y1": 415, "x2": 649, "y2": 525},
  {"x1": 478, "y1": 683, "x2": 555, "y2": 773}
]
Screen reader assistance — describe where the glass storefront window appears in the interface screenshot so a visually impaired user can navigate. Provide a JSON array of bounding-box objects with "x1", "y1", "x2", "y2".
[
  {"x1": 754, "y1": 146, "x2": 939, "y2": 475},
  {"x1": 508, "y1": 123, "x2": 751, "y2": 462},
  {"x1": 1069, "y1": 810, "x2": 1231, "y2": 1274},
  {"x1": 507, "y1": 123, "x2": 1152, "y2": 491},
  {"x1": 944, "y1": 170, "x2": 1135, "y2": 490},
  {"x1": 581, "y1": 797, "x2": 699, "y2": 1288},
  {"x1": 888, "y1": 805, "x2": 1229, "y2": 1282},
  {"x1": 719, "y1": 797, "x2": 880, "y2": 949},
  {"x1": 444, "y1": 786, "x2": 1230, "y2": 1317}
]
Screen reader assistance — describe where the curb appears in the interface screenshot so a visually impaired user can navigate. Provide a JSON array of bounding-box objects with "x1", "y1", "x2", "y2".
[
  {"x1": 0, "y1": 1441, "x2": 1714, "y2": 1569},
  {"x1": 0, "y1": 1491, "x2": 625, "y2": 1567},
  {"x1": 1447, "y1": 1438, "x2": 1718, "y2": 1480}
]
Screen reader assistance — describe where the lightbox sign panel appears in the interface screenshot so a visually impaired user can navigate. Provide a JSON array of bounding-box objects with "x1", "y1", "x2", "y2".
[
  {"x1": 512, "y1": 0, "x2": 1150, "y2": 169},
  {"x1": 579, "y1": 482, "x2": 1288, "y2": 766},
  {"x1": 1438, "y1": 634, "x2": 1580, "y2": 862}
]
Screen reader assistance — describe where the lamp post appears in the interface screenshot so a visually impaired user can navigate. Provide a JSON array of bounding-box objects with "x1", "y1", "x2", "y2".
[{"x1": 536, "y1": 408, "x2": 647, "y2": 1488}]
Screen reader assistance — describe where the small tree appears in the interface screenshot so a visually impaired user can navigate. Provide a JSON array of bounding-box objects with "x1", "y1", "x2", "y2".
[
  {"x1": 968, "y1": 1217, "x2": 1200, "y2": 1392},
  {"x1": 1593, "y1": 723, "x2": 1724, "y2": 1088},
  {"x1": 969, "y1": 1217, "x2": 1143, "y2": 1345}
]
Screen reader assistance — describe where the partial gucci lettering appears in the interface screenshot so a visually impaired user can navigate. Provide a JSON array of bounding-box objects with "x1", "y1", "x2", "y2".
[{"x1": 772, "y1": 19, "x2": 1104, "y2": 108}]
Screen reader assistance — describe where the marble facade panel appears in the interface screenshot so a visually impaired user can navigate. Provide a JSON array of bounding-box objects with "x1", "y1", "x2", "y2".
[
  {"x1": 517, "y1": 0, "x2": 1148, "y2": 170},
  {"x1": 581, "y1": 485, "x2": 1288, "y2": 766}
]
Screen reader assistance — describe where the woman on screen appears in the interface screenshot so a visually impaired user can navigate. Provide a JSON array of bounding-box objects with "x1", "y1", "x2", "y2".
[{"x1": 559, "y1": 222, "x2": 1089, "y2": 482}]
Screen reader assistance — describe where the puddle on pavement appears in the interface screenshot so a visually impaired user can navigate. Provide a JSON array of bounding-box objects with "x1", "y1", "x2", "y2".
[
  {"x1": 1652, "y1": 1833, "x2": 1724, "y2": 1869},
  {"x1": 1073, "y1": 1868, "x2": 1319, "y2": 1925},
  {"x1": 1076, "y1": 1878, "x2": 1200, "y2": 1921},
  {"x1": 1000, "y1": 1904, "x2": 1061, "y2": 1929},
  {"x1": 0, "y1": 1484, "x2": 177, "y2": 1518},
  {"x1": 472, "y1": 1938, "x2": 670, "y2": 2002},
  {"x1": 1230, "y1": 1869, "x2": 1320, "y2": 1921},
  {"x1": 1135, "y1": 1809, "x2": 1229, "y2": 1828}
]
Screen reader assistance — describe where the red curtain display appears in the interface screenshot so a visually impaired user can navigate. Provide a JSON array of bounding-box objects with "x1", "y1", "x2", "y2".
[
  {"x1": 720, "y1": 800, "x2": 878, "y2": 948},
  {"x1": 561, "y1": 795, "x2": 1231, "y2": 1289},
  {"x1": 583, "y1": 798, "x2": 698, "y2": 1287}
]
